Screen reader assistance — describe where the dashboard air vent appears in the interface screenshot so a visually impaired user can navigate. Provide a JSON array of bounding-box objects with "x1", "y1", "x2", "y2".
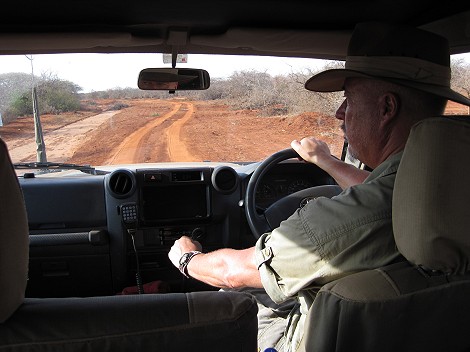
[
  {"x1": 211, "y1": 166, "x2": 238, "y2": 194},
  {"x1": 107, "y1": 169, "x2": 136, "y2": 198}
]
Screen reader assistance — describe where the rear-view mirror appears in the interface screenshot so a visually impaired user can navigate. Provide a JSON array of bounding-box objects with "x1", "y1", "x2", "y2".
[{"x1": 138, "y1": 68, "x2": 210, "y2": 90}]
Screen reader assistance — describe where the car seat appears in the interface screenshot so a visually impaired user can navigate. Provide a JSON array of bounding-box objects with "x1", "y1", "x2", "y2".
[
  {"x1": 299, "y1": 116, "x2": 470, "y2": 352},
  {"x1": 0, "y1": 138, "x2": 258, "y2": 351}
]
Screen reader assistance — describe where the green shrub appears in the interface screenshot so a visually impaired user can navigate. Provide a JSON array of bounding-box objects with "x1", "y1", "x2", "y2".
[
  {"x1": 5, "y1": 76, "x2": 82, "y2": 118},
  {"x1": 108, "y1": 102, "x2": 129, "y2": 110}
]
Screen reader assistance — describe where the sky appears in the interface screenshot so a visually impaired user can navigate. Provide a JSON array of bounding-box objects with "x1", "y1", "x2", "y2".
[
  {"x1": 1, "y1": 52, "x2": 469, "y2": 93},
  {"x1": 0, "y1": 53, "x2": 327, "y2": 93}
]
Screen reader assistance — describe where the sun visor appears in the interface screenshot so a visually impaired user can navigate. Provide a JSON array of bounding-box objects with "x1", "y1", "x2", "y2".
[
  {"x1": 190, "y1": 28, "x2": 351, "y2": 60},
  {"x1": 0, "y1": 33, "x2": 164, "y2": 54}
]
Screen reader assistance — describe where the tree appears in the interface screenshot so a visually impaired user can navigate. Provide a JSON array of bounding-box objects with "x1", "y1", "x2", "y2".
[
  {"x1": 282, "y1": 61, "x2": 344, "y2": 116},
  {"x1": 0, "y1": 72, "x2": 33, "y2": 122},
  {"x1": 221, "y1": 70, "x2": 290, "y2": 113},
  {"x1": 5, "y1": 73, "x2": 83, "y2": 119},
  {"x1": 451, "y1": 57, "x2": 470, "y2": 114}
]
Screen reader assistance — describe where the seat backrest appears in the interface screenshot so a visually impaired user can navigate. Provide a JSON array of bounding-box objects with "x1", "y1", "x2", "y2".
[
  {"x1": 393, "y1": 116, "x2": 470, "y2": 274},
  {"x1": 299, "y1": 116, "x2": 470, "y2": 352},
  {"x1": 0, "y1": 138, "x2": 29, "y2": 322}
]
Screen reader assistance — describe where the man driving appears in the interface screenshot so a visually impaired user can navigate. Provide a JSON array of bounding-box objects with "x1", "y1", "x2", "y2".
[{"x1": 169, "y1": 22, "x2": 470, "y2": 352}]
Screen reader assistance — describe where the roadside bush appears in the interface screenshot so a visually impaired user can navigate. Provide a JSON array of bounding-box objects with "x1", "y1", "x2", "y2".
[
  {"x1": 84, "y1": 88, "x2": 171, "y2": 100},
  {"x1": 76, "y1": 62, "x2": 345, "y2": 117},
  {"x1": 0, "y1": 73, "x2": 35, "y2": 123},
  {"x1": 5, "y1": 75, "x2": 82, "y2": 118},
  {"x1": 108, "y1": 102, "x2": 129, "y2": 110},
  {"x1": 8, "y1": 94, "x2": 32, "y2": 117}
]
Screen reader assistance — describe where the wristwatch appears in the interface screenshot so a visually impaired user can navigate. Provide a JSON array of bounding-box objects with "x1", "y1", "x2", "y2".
[{"x1": 178, "y1": 251, "x2": 202, "y2": 278}]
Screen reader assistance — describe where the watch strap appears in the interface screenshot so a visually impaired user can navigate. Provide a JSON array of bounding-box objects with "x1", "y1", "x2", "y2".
[{"x1": 178, "y1": 250, "x2": 202, "y2": 278}]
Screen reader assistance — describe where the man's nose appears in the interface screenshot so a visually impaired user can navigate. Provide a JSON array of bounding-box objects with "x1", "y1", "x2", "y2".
[{"x1": 335, "y1": 99, "x2": 346, "y2": 120}]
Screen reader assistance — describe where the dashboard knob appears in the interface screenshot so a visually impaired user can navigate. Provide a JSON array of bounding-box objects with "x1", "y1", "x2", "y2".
[{"x1": 191, "y1": 228, "x2": 205, "y2": 241}]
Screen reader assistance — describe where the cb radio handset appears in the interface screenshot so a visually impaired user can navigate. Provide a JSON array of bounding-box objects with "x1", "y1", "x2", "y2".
[
  {"x1": 120, "y1": 202, "x2": 144, "y2": 294},
  {"x1": 120, "y1": 202, "x2": 138, "y2": 228}
]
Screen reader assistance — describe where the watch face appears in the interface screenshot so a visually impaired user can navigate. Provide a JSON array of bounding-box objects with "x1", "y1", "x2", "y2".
[{"x1": 179, "y1": 253, "x2": 189, "y2": 265}]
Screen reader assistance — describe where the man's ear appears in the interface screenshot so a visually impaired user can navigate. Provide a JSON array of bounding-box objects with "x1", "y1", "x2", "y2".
[{"x1": 379, "y1": 92, "x2": 399, "y2": 123}]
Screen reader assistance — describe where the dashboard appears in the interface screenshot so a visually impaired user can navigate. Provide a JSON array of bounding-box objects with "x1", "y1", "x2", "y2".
[
  {"x1": 255, "y1": 161, "x2": 336, "y2": 210},
  {"x1": 20, "y1": 160, "x2": 335, "y2": 298}
]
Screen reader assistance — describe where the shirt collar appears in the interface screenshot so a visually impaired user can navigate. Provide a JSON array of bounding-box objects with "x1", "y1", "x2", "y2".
[{"x1": 364, "y1": 152, "x2": 403, "y2": 183}]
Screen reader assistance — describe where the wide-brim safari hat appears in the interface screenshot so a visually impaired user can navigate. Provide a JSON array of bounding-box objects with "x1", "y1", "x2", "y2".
[{"x1": 305, "y1": 22, "x2": 470, "y2": 107}]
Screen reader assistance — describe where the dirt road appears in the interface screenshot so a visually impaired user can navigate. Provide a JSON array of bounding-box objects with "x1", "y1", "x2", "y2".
[
  {"x1": 6, "y1": 111, "x2": 119, "y2": 163},
  {"x1": 2, "y1": 99, "x2": 201, "y2": 165},
  {"x1": 105, "y1": 101, "x2": 195, "y2": 164},
  {"x1": 65, "y1": 98, "x2": 344, "y2": 165},
  {"x1": 2, "y1": 98, "x2": 466, "y2": 167}
]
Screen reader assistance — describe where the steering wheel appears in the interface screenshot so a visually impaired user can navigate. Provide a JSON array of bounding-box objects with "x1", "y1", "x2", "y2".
[{"x1": 245, "y1": 148, "x2": 342, "y2": 239}]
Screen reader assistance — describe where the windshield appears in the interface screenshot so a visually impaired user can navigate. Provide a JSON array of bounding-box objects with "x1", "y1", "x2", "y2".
[{"x1": 0, "y1": 53, "x2": 469, "y2": 176}]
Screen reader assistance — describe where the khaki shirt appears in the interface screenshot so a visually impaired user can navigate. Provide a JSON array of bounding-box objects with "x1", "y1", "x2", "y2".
[{"x1": 255, "y1": 153, "x2": 403, "y2": 351}]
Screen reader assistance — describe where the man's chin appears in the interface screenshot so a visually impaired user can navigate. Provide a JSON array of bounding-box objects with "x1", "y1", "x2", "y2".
[
  {"x1": 345, "y1": 152, "x2": 359, "y2": 164},
  {"x1": 345, "y1": 146, "x2": 360, "y2": 164}
]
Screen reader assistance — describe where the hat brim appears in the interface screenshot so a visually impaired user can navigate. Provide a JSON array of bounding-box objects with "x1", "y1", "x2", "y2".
[{"x1": 305, "y1": 69, "x2": 470, "y2": 107}]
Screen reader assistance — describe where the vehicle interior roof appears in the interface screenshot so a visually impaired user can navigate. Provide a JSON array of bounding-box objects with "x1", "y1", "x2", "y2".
[{"x1": 0, "y1": 1, "x2": 469, "y2": 59}]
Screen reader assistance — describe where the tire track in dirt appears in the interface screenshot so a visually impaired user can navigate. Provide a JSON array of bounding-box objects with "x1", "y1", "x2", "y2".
[
  {"x1": 166, "y1": 103, "x2": 194, "y2": 161},
  {"x1": 105, "y1": 101, "x2": 196, "y2": 164}
]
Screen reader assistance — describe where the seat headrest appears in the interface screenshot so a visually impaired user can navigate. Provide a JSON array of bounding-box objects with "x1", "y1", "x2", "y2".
[
  {"x1": 0, "y1": 138, "x2": 29, "y2": 322},
  {"x1": 393, "y1": 116, "x2": 470, "y2": 274}
]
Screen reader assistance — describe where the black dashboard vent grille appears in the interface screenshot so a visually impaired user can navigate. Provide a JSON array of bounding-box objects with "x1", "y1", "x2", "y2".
[
  {"x1": 211, "y1": 166, "x2": 239, "y2": 194},
  {"x1": 108, "y1": 170, "x2": 135, "y2": 198}
]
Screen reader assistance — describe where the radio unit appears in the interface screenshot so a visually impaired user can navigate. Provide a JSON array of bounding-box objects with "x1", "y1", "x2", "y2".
[{"x1": 136, "y1": 168, "x2": 211, "y2": 225}]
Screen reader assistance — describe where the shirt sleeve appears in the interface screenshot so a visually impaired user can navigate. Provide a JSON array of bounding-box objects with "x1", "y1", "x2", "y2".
[
  {"x1": 255, "y1": 209, "x2": 322, "y2": 303},
  {"x1": 254, "y1": 170, "x2": 400, "y2": 304}
]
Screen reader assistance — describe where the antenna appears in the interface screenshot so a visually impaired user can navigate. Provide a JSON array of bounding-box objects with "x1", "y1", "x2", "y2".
[{"x1": 25, "y1": 55, "x2": 47, "y2": 163}]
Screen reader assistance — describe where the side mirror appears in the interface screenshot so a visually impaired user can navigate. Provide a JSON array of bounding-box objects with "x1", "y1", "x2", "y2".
[{"x1": 138, "y1": 68, "x2": 210, "y2": 90}]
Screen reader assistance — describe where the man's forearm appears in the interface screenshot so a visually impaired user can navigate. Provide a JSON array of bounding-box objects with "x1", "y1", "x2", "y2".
[
  {"x1": 320, "y1": 157, "x2": 369, "y2": 189},
  {"x1": 169, "y1": 238, "x2": 263, "y2": 289},
  {"x1": 290, "y1": 137, "x2": 369, "y2": 189},
  {"x1": 186, "y1": 247, "x2": 262, "y2": 289}
]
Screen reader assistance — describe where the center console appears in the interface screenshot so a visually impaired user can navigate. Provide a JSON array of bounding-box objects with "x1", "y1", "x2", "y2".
[{"x1": 105, "y1": 166, "x2": 242, "y2": 292}]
